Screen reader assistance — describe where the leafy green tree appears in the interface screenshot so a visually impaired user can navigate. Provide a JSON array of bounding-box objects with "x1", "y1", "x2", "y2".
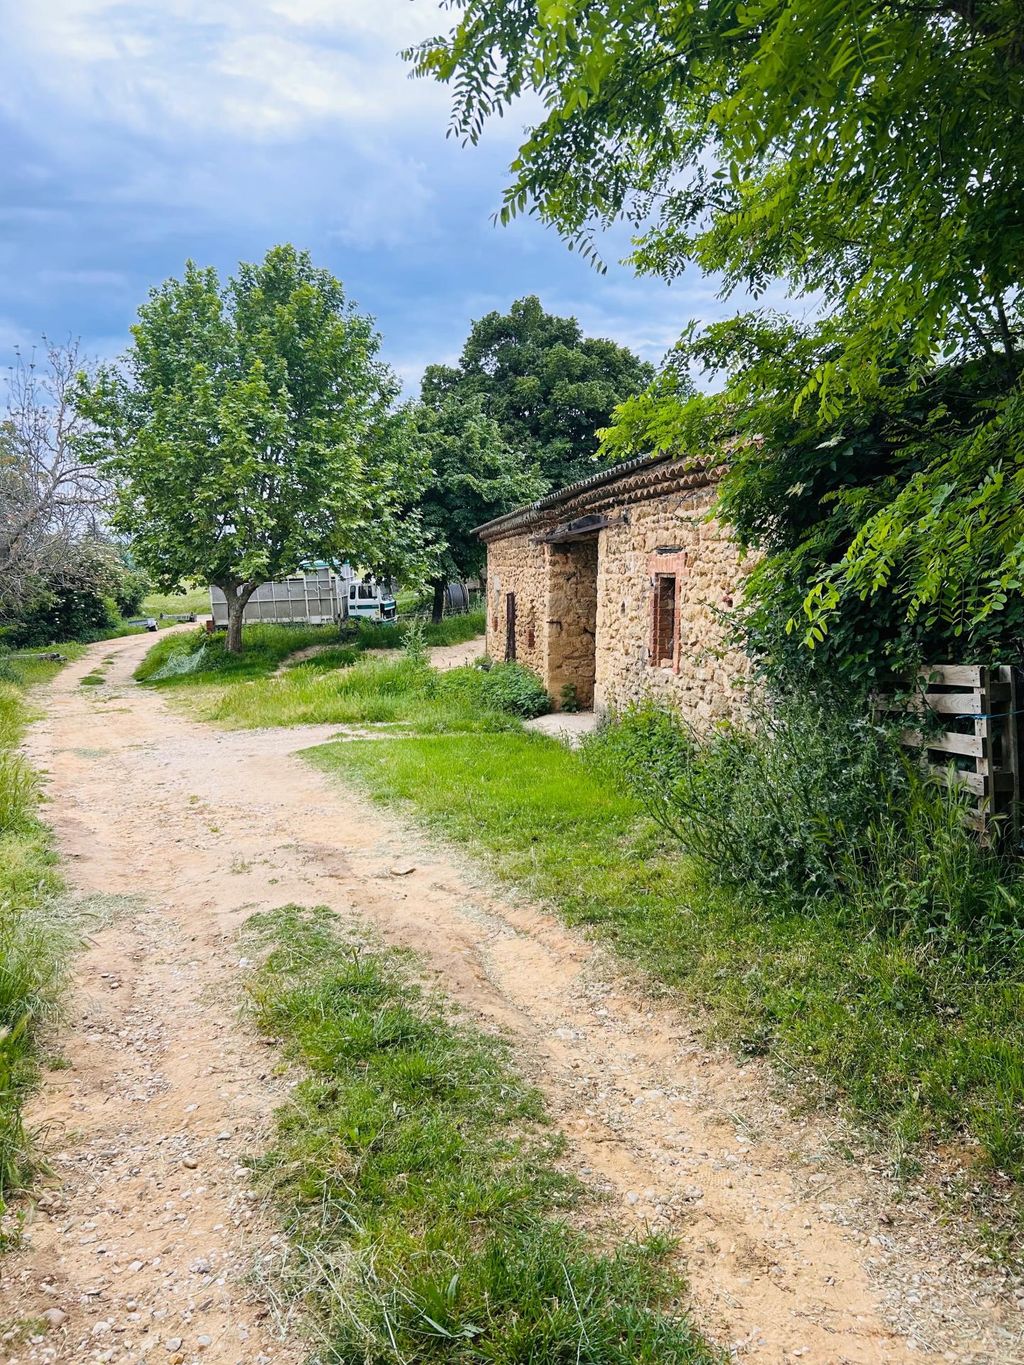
[
  {"x1": 409, "y1": 2, "x2": 1024, "y2": 664},
  {"x1": 422, "y1": 296, "x2": 654, "y2": 489},
  {"x1": 83, "y1": 246, "x2": 426, "y2": 653},
  {"x1": 416, "y1": 394, "x2": 545, "y2": 621},
  {"x1": 604, "y1": 316, "x2": 1024, "y2": 686}
]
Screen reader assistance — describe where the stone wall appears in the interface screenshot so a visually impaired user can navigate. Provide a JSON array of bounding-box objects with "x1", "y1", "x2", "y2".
[
  {"x1": 482, "y1": 462, "x2": 753, "y2": 729},
  {"x1": 593, "y1": 486, "x2": 753, "y2": 727},
  {"x1": 484, "y1": 531, "x2": 549, "y2": 675},
  {"x1": 546, "y1": 537, "x2": 599, "y2": 708}
]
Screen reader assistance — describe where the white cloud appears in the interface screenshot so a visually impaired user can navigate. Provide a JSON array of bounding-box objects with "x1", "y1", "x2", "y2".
[{"x1": 0, "y1": 0, "x2": 451, "y2": 141}]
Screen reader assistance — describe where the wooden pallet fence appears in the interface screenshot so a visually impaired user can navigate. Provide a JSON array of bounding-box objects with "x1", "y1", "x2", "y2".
[{"x1": 890, "y1": 665, "x2": 1023, "y2": 838}]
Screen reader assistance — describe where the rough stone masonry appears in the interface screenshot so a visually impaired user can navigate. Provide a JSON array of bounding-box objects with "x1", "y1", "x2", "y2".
[{"x1": 477, "y1": 454, "x2": 753, "y2": 727}]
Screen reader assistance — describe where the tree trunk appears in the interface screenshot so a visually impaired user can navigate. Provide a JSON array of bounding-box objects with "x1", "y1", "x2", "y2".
[
  {"x1": 226, "y1": 600, "x2": 245, "y2": 655},
  {"x1": 431, "y1": 578, "x2": 446, "y2": 625},
  {"x1": 219, "y1": 582, "x2": 257, "y2": 655}
]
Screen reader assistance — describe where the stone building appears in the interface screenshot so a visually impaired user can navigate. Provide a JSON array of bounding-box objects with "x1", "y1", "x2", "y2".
[{"x1": 476, "y1": 454, "x2": 753, "y2": 726}]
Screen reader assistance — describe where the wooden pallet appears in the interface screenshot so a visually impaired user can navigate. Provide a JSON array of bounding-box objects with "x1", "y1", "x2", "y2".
[{"x1": 897, "y1": 664, "x2": 1023, "y2": 838}]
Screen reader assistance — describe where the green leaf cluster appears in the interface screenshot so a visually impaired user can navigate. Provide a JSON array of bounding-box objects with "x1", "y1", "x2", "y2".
[
  {"x1": 414, "y1": 392, "x2": 546, "y2": 589},
  {"x1": 604, "y1": 316, "x2": 1024, "y2": 686},
  {"x1": 409, "y1": 2, "x2": 1024, "y2": 675},
  {"x1": 422, "y1": 295, "x2": 656, "y2": 490}
]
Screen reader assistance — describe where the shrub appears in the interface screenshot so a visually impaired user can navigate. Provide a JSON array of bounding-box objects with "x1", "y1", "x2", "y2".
[
  {"x1": 449, "y1": 661, "x2": 550, "y2": 719},
  {"x1": 586, "y1": 696, "x2": 1024, "y2": 953}
]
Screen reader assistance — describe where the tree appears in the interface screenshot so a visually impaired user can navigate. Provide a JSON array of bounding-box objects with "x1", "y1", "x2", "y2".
[
  {"x1": 422, "y1": 296, "x2": 654, "y2": 490},
  {"x1": 0, "y1": 339, "x2": 107, "y2": 617},
  {"x1": 6, "y1": 538, "x2": 138, "y2": 648},
  {"x1": 416, "y1": 394, "x2": 545, "y2": 621},
  {"x1": 83, "y1": 246, "x2": 426, "y2": 653},
  {"x1": 408, "y1": 3, "x2": 1024, "y2": 657},
  {"x1": 603, "y1": 315, "x2": 1024, "y2": 686}
]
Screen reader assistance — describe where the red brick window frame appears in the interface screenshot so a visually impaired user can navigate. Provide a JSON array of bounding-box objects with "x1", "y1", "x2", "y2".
[
  {"x1": 652, "y1": 573, "x2": 678, "y2": 667},
  {"x1": 647, "y1": 549, "x2": 689, "y2": 671}
]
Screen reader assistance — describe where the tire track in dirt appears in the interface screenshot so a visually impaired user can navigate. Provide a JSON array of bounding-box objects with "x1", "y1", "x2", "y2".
[{"x1": 4, "y1": 630, "x2": 1022, "y2": 1364}]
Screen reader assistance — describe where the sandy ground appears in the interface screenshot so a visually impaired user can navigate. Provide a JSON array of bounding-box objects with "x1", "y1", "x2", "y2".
[
  {"x1": 525, "y1": 710, "x2": 602, "y2": 744},
  {"x1": 3, "y1": 629, "x2": 1023, "y2": 1364}
]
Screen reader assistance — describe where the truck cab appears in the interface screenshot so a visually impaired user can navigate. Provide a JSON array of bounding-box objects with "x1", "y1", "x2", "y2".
[{"x1": 346, "y1": 579, "x2": 397, "y2": 622}]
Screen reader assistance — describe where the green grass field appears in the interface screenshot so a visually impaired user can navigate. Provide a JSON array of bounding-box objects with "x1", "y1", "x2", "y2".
[
  {"x1": 142, "y1": 585, "x2": 211, "y2": 617},
  {"x1": 243, "y1": 905, "x2": 717, "y2": 1363},
  {"x1": 305, "y1": 731, "x2": 1024, "y2": 1234}
]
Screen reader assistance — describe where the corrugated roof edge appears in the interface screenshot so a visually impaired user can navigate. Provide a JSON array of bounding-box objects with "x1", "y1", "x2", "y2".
[{"x1": 474, "y1": 452, "x2": 710, "y2": 539}]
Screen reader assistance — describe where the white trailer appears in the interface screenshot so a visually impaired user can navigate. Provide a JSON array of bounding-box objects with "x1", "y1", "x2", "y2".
[
  {"x1": 210, "y1": 565, "x2": 350, "y2": 627},
  {"x1": 209, "y1": 564, "x2": 397, "y2": 627}
]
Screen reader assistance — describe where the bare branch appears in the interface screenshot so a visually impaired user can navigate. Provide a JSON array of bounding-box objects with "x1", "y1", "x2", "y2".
[{"x1": 0, "y1": 338, "x2": 110, "y2": 615}]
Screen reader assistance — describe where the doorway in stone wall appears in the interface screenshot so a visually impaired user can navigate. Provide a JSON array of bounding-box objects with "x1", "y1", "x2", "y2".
[{"x1": 546, "y1": 536, "x2": 599, "y2": 709}]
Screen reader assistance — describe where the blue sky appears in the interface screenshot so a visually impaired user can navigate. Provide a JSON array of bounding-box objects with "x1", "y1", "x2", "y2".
[{"x1": 0, "y1": 0, "x2": 783, "y2": 391}]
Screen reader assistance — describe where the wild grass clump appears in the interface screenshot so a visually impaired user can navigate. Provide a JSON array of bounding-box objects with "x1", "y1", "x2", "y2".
[
  {"x1": 352, "y1": 607, "x2": 487, "y2": 651},
  {"x1": 0, "y1": 752, "x2": 36, "y2": 836},
  {"x1": 201, "y1": 654, "x2": 548, "y2": 732},
  {"x1": 0, "y1": 680, "x2": 72, "y2": 1216},
  {"x1": 135, "y1": 623, "x2": 342, "y2": 684},
  {"x1": 243, "y1": 905, "x2": 715, "y2": 1363},
  {"x1": 585, "y1": 697, "x2": 1024, "y2": 953}
]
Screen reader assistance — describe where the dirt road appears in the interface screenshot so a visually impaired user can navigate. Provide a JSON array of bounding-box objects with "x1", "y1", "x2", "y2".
[{"x1": 3, "y1": 630, "x2": 1022, "y2": 1364}]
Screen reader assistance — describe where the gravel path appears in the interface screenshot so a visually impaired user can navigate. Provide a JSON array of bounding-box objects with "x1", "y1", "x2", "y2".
[{"x1": 3, "y1": 630, "x2": 1022, "y2": 1364}]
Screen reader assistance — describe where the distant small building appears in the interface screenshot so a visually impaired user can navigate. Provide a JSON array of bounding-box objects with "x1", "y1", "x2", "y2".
[{"x1": 476, "y1": 454, "x2": 752, "y2": 725}]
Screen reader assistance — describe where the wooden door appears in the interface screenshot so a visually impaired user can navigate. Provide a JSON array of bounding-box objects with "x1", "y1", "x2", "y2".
[{"x1": 505, "y1": 592, "x2": 517, "y2": 661}]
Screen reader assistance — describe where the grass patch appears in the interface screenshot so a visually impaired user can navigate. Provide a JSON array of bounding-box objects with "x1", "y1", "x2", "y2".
[
  {"x1": 0, "y1": 647, "x2": 85, "y2": 693},
  {"x1": 135, "y1": 612, "x2": 487, "y2": 691},
  {"x1": 243, "y1": 905, "x2": 716, "y2": 1363},
  {"x1": 79, "y1": 672, "x2": 105, "y2": 687},
  {"x1": 283, "y1": 645, "x2": 361, "y2": 673},
  {"x1": 202, "y1": 656, "x2": 546, "y2": 733},
  {"x1": 354, "y1": 608, "x2": 487, "y2": 652},
  {"x1": 0, "y1": 672, "x2": 75, "y2": 1223},
  {"x1": 142, "y1": 585, "x2": 210, "y2": 617},
  {"x1": 306, "y1": 730, "x2": 1024, "y2": 1213},
  {"x1": 134, "y1": 623, "x2": 344, "y2": 685}
]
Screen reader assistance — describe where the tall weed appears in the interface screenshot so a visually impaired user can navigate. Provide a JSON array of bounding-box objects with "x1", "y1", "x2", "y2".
[
  {"x1": 0, "y1": 677, "x2": 71, "y2": 1212},
  {"x1": 0, "y1": 753, "x2": 36, "y2": 835},
  {"x1": 585, "y1": 697, "x2": 1024, "y2": 954}
]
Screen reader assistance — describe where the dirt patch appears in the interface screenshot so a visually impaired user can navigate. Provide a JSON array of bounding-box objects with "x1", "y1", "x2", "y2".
[
  {"x1": 274, "y1": 633, "x2": 485, "y2": 677},
  {"x1": 4, "y1": 630, "x2": 1021, "y2": 1364},
  {"x1": 525, "y1": 710, "x2": 601, "y2": 745},
  {"x1": 422, "y1": 636, "x2": 486, "y2": 671}
]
